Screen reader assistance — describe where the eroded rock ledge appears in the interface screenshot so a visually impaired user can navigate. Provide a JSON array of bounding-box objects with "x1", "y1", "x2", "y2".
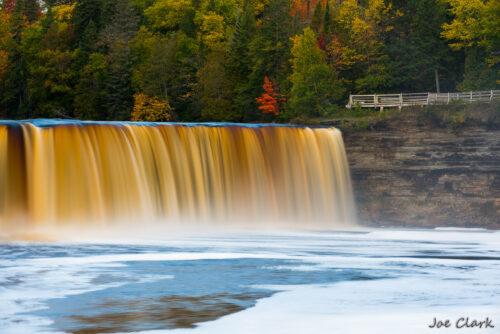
[{"x1": 342, "y1": 109, "x2": 500, "y2": 229}]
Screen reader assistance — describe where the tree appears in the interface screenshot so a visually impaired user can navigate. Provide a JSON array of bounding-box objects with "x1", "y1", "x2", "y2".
[
  {"x1": 14, "y1": 0, "x2": 40, "y2": 23},
  {"x1": 310, "y1": 1, "x2": 322, "y2": 33},
  {"x1": 131, "y1": 93, "x2": 171, "y2": 121},
  {"x1": 289, "y1": 27, "x2": 343, "y2": 117},
  {"x1": 442, "y1": 0, "x2": 499, "y2": 88},
  {"x1": 458, "y1": 48, "x2": 498, "y2": 91},
  {"x1": 144, "y1": 0, "x2": 194, "y2": 32},
  {"x1": 326, "y1": 0, "x2": 392, "y2": 93},
  {"x1": 227, "y1": 2, "x2": 256, "y2": 119},
  {"x1": 256, "y1": 76, "x2": 283, "y2": 116},
  {"x1": 384, "y1": 0, "x2": 461, "y2": 92},
  {"x1": 72, "y1": 0, "x2": 102, "y2": 40},
  {"x1": 74, "y1": 52, "x2": 108, "y2": 119},
  {"x1": 131, "y1": 28, "x2": 198, "y2": 121},
  {"x1": 322, "y1": 0, "x2": 331, "y2": 35},
  {"x1": 1, "y1": 1, "x2": 32, "y2": 118},
  {"x1": 23, "y1": 19, "x2": 77, "y2": 118},
  {"x1": 99, "y1": 0, "x2": 138, "y2": 120},
  {"x1": 0, "y1": 9, "x2": 12, "y2": 83},
  {"x1": 197, "y1": 48, "x2": 235, "y2": 121},
  {"x1": 241, "y1": 0, "x2": 293, "y2": 121}
]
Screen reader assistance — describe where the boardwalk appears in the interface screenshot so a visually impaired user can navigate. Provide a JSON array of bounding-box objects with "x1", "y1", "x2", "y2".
[{"x1": 347, "y1": 90, "x2": 500, "y2": 110}]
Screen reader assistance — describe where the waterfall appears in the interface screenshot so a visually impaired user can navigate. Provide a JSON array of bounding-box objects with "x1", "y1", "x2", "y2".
[{"x1": 0, "y1": 120, "x2": 356, "y2": 230}]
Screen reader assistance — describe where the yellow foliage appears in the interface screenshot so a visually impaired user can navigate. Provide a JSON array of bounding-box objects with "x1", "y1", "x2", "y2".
[
  {"x1": 131, "y1": 93, "x2": 172, "y2": 122},
  {"x1": 53, "y1": 4, "x2": 76, "y2": 22},
  {"x1": 332, "y1": 0, "x2": 392, "y2": 70},
  {"x1": 441, "y1": 0, "x2": 486, "y2": 50},
  {"x1": 145, "y1": 0, "x2": 194, "y2": 31},
  {"x1": 199, "y1": 11, "x2": 226, "y2": 50}
]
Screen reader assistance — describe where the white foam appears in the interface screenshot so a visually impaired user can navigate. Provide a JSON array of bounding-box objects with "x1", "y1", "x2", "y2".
[{"x1": 1, "y1": 229, "x2": 499, "y2": 334}]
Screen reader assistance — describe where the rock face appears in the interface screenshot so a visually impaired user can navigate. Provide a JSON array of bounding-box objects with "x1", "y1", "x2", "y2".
[{"x1": 343, "y1": 119, "x2": 500, "y2": 229}]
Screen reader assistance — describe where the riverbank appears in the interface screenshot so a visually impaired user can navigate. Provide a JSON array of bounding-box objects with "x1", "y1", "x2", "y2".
[{"x1": 331, "y1": 103, "x2": 500, "y2": 229}]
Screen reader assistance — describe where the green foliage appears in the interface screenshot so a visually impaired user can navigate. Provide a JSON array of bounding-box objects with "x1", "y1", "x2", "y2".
[
  {"x1": 241, "y1": 0, "x2": 293, "y2": 121},
  {"x1": 289, "y1": 28, "x2": 344, "y2": 117},
  {"x1": 74, "y1": 52, "x2": 108, "y2": 119},
  {"x1": 0, "y1": 0, "x2": 497, "y2": 122},
  {"x1": 310, "y1": 1, "x2": 322, "y2": 33},
  {"x1": 387, "y1": 0, "x2": 461, "y2": 92},
  {"x1": 227, "y1": 2, "x2": 257, "y2": 118},
  {"x1": 197, "y1": 48, "x2": 235, "y2": 121},
  {"x1": 458, "y1": 48, "x2": 498, "y2": 91},
  {"x1": 145, "y1": 0, "x2": 194, "y2": 32}
]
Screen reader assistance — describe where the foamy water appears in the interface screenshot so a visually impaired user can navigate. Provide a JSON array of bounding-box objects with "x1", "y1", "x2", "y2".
[{"x1": 1, "y1": 229, "x2": 499, "y2": 333}]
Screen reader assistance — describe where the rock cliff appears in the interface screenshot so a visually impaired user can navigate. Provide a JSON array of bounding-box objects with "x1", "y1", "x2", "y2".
[{"x1": 342, "y1": 110, "x2": 500, "y2": 229}]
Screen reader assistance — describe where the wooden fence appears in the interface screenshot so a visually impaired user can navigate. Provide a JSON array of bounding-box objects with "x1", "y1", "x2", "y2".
[{"x1": 347, "y1": 90, "x2": 500, "y2": 110}]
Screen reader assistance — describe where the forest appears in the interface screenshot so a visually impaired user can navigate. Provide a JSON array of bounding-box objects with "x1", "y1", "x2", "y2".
[{"x1": 0, "y1": 0, "x2": 498, "y2": 122}]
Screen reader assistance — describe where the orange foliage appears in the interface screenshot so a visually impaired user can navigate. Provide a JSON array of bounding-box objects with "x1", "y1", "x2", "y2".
[
  {"x1": 325, "y1": 35, "x2": 347, "y2": 70},
  {"x1": 256, "y1": 76, "x2": 285, "y2": 116}
]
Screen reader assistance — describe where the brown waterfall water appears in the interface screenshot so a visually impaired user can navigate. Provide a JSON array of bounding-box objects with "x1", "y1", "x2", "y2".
[{"x1": 0, "y1": 121, "x2": 356, "y2": 233}]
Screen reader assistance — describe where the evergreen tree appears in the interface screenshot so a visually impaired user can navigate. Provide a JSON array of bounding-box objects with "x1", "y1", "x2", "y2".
[
  {"x1": 197, "y1": 48, "x2": 234, "y2": 121},
  {"x1": 74, "y1": 53, "x2": 108, "y2": 119},
  {"x1": 322, "y1": 0, "x2": 331, "y2": 35},
  {"x1": 227, "y1": 2, "x2": 256, "y2": 120},
  {"x1": 72, "y1": 0, "x2": 102, "y2": 39},
  {"x1": 458, "y1": 48, "x2": 498, "y2": 91},
  {"x1": 310, "y1": 1, "x2": 322, "y2": 33},
  {"x1": 1, "y1": 3, "x2": 33, "y2": 118},
  {"x1": 242, "y1": 0, "x2": 293, "y2": 121},
  {"x1": 387, "y1": 0, "x2": 461, "y2": 92},
  {"x1": 100, "y1": 0, "x2": 138, "y2": 120}
]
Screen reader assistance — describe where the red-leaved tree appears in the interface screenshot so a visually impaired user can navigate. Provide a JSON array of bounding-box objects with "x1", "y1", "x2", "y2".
[{"x1": 256, "y1": 76, "x2": 285, "y2": 116}]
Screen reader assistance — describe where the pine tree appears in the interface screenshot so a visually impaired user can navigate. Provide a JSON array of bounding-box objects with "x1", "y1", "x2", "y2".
[
  {"x1": 387, "y1": 0, "x2": 463, "y2": 92},
  {"x1": 72, "y1": 0, "x2": 102, "y2": 41},
  {"x1": 100, "y1": 0, "x2": 138, "y2": 120},
  {"x1": 1, "y1": 2, "x2": 32, "y2": 118},
  {"x1": 322, "y1": 0, "x2": 332, "y2": 35},
  {"x1": 241, "y1": 0, "x2": 293, "y2": 121},
  {"x1": 227, "y1": 2, "x2": 256, "y2": 120},
  {"x1": 311, "y1": 1, "x2": 323, "y2": 33}
]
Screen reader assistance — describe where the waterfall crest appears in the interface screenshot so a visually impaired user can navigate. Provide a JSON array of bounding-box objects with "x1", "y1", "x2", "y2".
[{"x1": 0, "y1": 121, "x2": 356, "y2": 229}]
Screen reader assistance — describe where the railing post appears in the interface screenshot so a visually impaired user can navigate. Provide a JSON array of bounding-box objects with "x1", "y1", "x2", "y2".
[
  {"x1": 470, "y1": 91, "x2": 473, "y2": 103},
  {"x1": 374, "y1": 94, "x2": 377, "y2": 108},
  {"x1": 491, "y1": 90, "x2": 494, "y2": 101},
  {"x1": 426, "y1": 93, "x2": 429, "y2": 105},
  {"x1": 399, "y1": 93, "x2": 403, "y2": 111},
  {"x1": 348, "y1": 94, "x2": 353, "y2": 108},
  {"x1": 447, "y1": 92, "x2": 450, "y2": 104}
]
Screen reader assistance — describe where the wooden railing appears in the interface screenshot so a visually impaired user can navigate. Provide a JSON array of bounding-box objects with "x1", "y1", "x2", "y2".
[{"x1": 347, "y1": 90, "x2": 500, "y2": 110}]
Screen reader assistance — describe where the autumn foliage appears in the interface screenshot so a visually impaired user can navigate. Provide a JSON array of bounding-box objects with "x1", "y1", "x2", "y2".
[
  {"x1": 291, "y1": 0, "x2": 325, "y2": 21},
  {"x1": 256, "y1": 76, "x2": 284, "y2": 116},
  {"x1": 0, "y1": 0, "x2": 497, "y2": 121},
  {"x1": 131, "y1": 93, "x2": 172, "y2": 122}
]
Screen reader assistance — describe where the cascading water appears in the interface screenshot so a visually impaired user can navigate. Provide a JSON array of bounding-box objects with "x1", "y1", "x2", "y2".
[{"x1": 0, "y1": 120, "x2": 356, "y2": 230}]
